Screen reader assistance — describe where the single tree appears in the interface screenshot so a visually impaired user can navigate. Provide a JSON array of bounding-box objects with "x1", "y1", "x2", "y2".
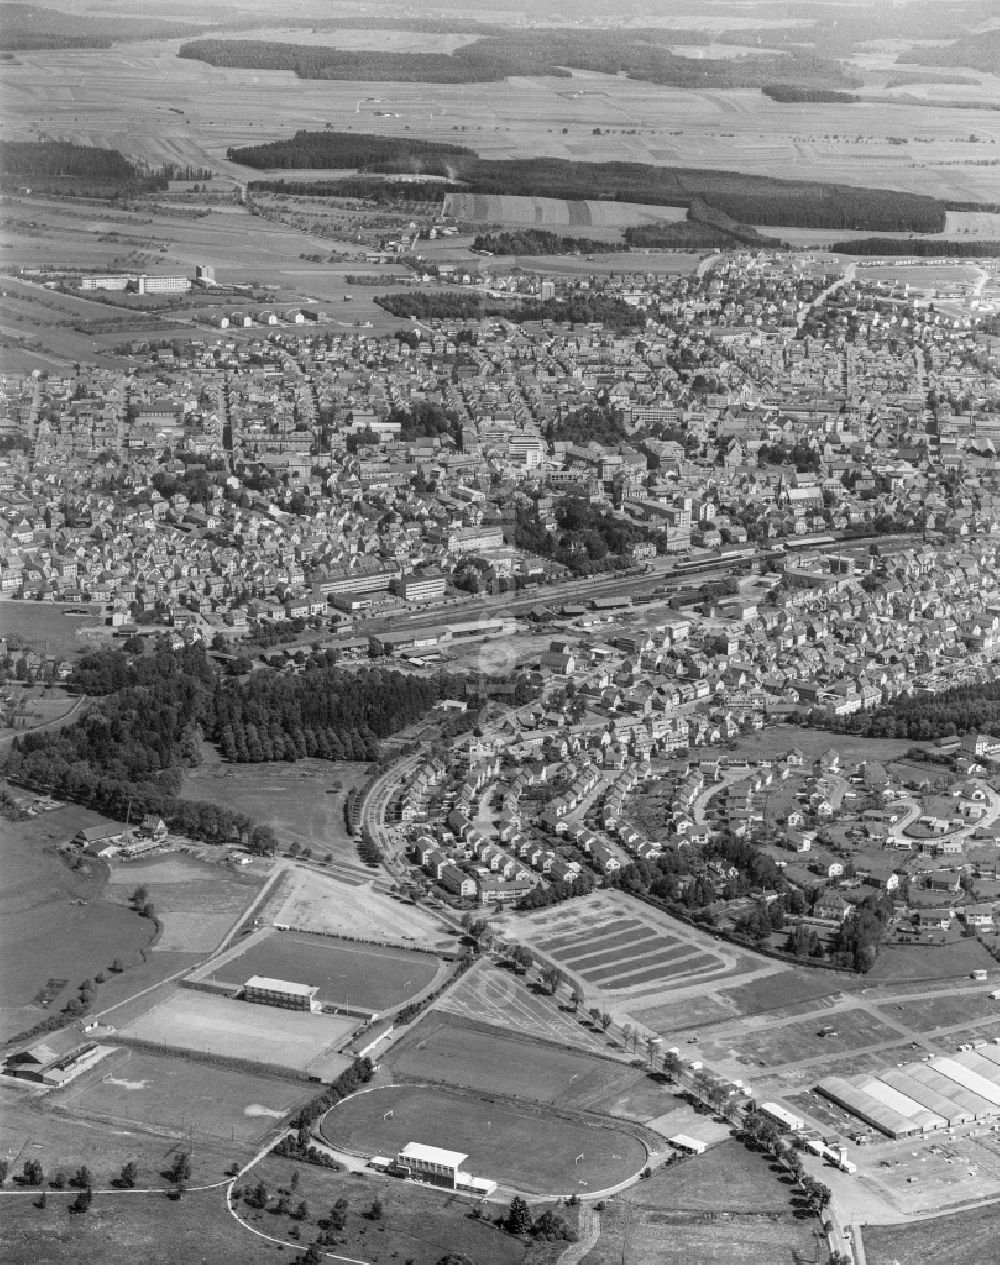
[
  {"x1": 293, "y1": 1199, "x2": 309, "y2": 1221},
  {"x1": 22, "y1": 1159, "x2": 43, "y2": 1187},
  {"x1": 505, "y1": 1195, "x2": 532, "y2": 1236},
  {"x1": 169, "y1": 1151, "x2": 192, "y2": 1184},
  {"x1": 120, "y1": 1160, "x2": 139, "y2": 1189},
  {"x1": 0, "y1": 1159, "x2": 8, "y2": 1186},
  {"x1": 367, "y1": 1195, "x2": 383, "y2": 1221}
]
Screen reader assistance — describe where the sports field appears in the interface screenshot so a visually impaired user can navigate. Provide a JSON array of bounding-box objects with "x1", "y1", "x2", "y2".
[
  {"x1": 389, "y1": 1012, "x2": 662, "y2": 1116},
  {"x1": 202, "y1": 929, "x2": 442, "y2": 1012},
  {"x1": 121, "y1": 989, "x2": 354, "y2": 1074},
  {"x1": 52, "y1": 1048, "x2": 306, "y2": 1143},
  {"x1": 323, "y1": 1083, "x2": 646, "y2": 1194}
]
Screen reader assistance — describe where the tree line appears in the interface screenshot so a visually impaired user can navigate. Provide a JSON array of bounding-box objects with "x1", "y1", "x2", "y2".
[
  {"x1": 227, "y1": 130, "x2": 474, "y2": 171},
  {"x1": 471, "y1": 228, "x2": 627, "y2": 256},
  {"x1": 762, "y1": 85, "x2": 859, "y2": 102},
  {"x1": 249, "y1": 177, "x2": 460, "y2": 204},
  {"x1": 0, "y1": 141, "x2": 169, "y2": 194},
  {"x1": 829, "y1": 237, "x2": 1000, "y2": 257}
]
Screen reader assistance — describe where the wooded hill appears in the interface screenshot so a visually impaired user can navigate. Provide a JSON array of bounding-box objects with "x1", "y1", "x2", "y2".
[
  {"x1": 180, "y1": 29, "x2": 855, "y2": 91},
  {"x1": 227, "y1": 132, "x2": 947, "y2": 235},
  {"x1": 0, "y1": 141, "x2": 170, "y2": 194}
]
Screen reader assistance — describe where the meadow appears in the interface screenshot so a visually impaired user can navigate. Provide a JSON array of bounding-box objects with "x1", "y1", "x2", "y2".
[
  {"x1": 323, "y1": 1083, "x2": 646, "y2": 1194},
  {"x1": 0, "y1": 806, "x2": 153, "y2": 1040},
  {"x1": 179, "y1": 760, "x2": 371, "y2": 871},
  {"x1": 51, "y1": 1048, "x2": 306, "y2": 1144}
]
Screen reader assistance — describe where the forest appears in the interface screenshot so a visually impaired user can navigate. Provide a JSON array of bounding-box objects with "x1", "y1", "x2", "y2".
[
  {"x1": 829, "y1": 237, "x2": 1000, "y2": 258},
  {"x1": 470, "y1": 229, "x2": 627, "y2": 257},
  {"x1": 374, "y1": 290, "x2": 647, "y2": 332},
  {"x1": 226, "y1": 132, "x2": 946, "y2": 234},
  {"x1": 547, "y1": 404, "x2": 628, "y2": 448},
  {"x1": 227, "y1": 131, "x2": 474, "y2": 171},
  {"x1": 0, "y1": 141, "x2": 169, "y2": 194},
  {"x1": 897, "y1": 26, "x2": 1000, "y2": 75},
  {"x1": 822, "y1": 679, "x2": 1000, "y2": 742},
  {"x1": 0, "y1": 2, "x2": 202, "y2": 49},
  {"x1": 3, "y1": 642, "x2": 462, "y2": 835},
  {"x1": 249, "y1": 177, "x2": 460, "y2": 205},
  {"x1": 761, "y1": 85, "x2": 859, "y2": 103}
]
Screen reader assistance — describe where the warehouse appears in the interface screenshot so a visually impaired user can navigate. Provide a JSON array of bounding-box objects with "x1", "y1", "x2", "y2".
[{"x1": 818, "y1": 1046, "x2": 1000, "y2": 1138}]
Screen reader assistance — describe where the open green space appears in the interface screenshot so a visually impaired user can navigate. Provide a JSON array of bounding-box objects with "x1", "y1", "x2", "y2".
[
  {"x1": 701, "y1": 1006, "x2": 902, "y2": 1069},
  {"x1": 389, "y1": 1012, "x2": 662, "y2": 1117},
  {"x1": 51, "y1": 1048, "x2": 307, "y2": 1144},
  {"x1": 864, "y1": 1204, "x2": 1000, "y2": 1265},
  {"x1": 0, "y1": 1187, "x2": 275, "y2": 1265},
  {"x1": 179, "y1": 760, "x2": 370, "y2": 860},
  {"x1": 0, "y1": 807, "x2": 153, "y2": 1040},
  {"x1": 242, "y1": 1155, "x2": 565, "y2": 1265},
  {"x1": 105, "y1": 854, "x2": 264, "y2": 954},
  {"x1": 622, "y1": 1140, "x2": 793, "y2": 1212},
  {"x1": 323, "y1": 1082, "x2": 646, "y2": 1194},
  {"x1": 866, "y1": 938, "x2": 995, "y2": 983},
  {"x1": 206, "y1": 931, "x2": 441, "y2": 1012},
  {"x1": 585, "y1": 1203, "x2": 819, "y2": 1265}
]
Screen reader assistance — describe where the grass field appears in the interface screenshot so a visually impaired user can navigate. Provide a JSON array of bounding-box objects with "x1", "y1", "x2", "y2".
[
  {"x1": 864, "y1": 1203, "x2": 1000, "y2": 1265},
  {"x1": 242, "y1": 1156, "x2": 566, "y2": 1265},
  {"x1": 0, "y1": 807, "x2": 153, "y2": 1040},
  {"x1": 0, "y1": 1187, "x2": 278, "y2": 1265},
  {"x1": 323, "y1": 1083, "x2": 646, "y2": 1194},
  {"x1": 204, "y1": 930, "x2": 442, "y2": 1012},
  {"x1": 586, "y1": 1204, "x2": 820, "y2": 1265},
  {"x1": 105, "y1": 854, "x2": 264, "y2": 954},
  {"x1": 179, "y1": 760, "x2": 371, "y2": 875},
  {"x1": 388, "y1": 1011, "x2": 667, "y2": 1120},
  {"x1": 51, "y1": 1048, "x2": 307, "y2": 1144},
  {"x1": 121, "y1": 989, "x2": 354, "y2": 1075},
  {"x1": 622, "y1": 1140, "x2": 792, "y2": 1213},
  {"x1": 700, "y1": 1007, "x2": 902, "y2": 1070},
  {"x1": 866, "y1": 938, "x2": 995, "y2": 983},
  {"x1": 0, "y1": 600, "x2": 104, "y2": 657}
]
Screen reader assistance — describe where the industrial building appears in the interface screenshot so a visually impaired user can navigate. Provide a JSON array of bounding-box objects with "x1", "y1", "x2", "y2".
[{"x1": 818, "y1": 1044, "x2": 1000, "y2": 1138}]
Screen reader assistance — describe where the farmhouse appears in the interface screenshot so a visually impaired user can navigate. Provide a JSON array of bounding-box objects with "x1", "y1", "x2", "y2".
[{"x1": 243, "y1": 975, "x2": 322, "y2": 1012}]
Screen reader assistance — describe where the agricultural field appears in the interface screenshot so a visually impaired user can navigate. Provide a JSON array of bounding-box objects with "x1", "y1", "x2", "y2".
[
  {"x1": 49, "y1": 1048, "x2": 306, "y2": 1145},
  {"x1": 241, "y1": 1155, "x2": 567, "y2": 1265},
  {"x1": 865, "y1": 1199, "x2": 1000, "y2": 1264},
  {"x1": 446, "y1": 191, "x2": 688, "y2": 227},
  {"x1": 104, "y1": 854, "x2": 264, "y2": 954},
  {"x1": 179, "y1": 760, "x2": 371, "y2": 876},
  {"x1": 322, "y1": 1083, "x2": 647, "y2": 1194},
  {"x1": 0, "y1": 806, "x2": 153, "y2": 1041},
  {"x1": 120, "y1": 989, "x2": 354, "y2": 1076},
  {"x1": 388, "y1": 1012, "x2": 669, "y2": 1120},
  {"x1": 200, "y1": 929, "x2": 444, "y2": 1013}
]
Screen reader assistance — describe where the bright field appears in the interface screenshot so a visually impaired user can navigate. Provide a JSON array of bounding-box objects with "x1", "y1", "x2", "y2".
[
  {"x1": 445, "y1": 191, "x2": 687, "y2": 227},
  {"x1": 323, "y1": 1084, "x2": 647, "y2": 1195},
  {"x1": 49, "y1": 1047, "x2": 306, "y2": 1144},
  {"x1": 121, "y1": 988, "x2": 354, "y2": 1076},
  {"x1": 203, "y1": 929, "x2": 443, "y2": 1012}
]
